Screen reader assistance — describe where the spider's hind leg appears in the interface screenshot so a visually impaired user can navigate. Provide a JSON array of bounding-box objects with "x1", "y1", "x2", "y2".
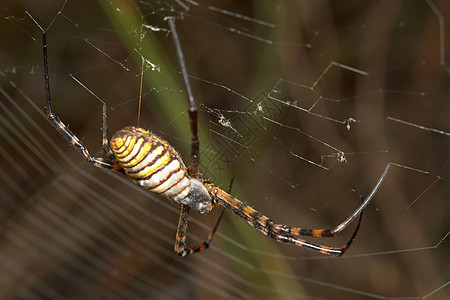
[
  {"x1": 100, "y1": 102, "x2": 114, "y2": 159},
  {"x1": 32, "y1": 13, "x2": 114, "y2": 170}
]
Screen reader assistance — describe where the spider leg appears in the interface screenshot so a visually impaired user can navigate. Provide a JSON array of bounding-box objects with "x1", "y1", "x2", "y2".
[
  {"x1": 174, "y1": 204, "x2": 190, "y2": 256},
  {"x1": 39, "y1": 25, "x2": 114, "y2": 170},
  {"x1": 101, "y1": 103, "x2": 114, "y2": 159},
  {"x1": 327, "y1": 163, "x2": 391, "y2": 235},
  {"x1": 270, "y1": 163, "x2": 390, "y2": 239},
  {"x1": 270, "y1": 208, "x2": 363, "y2": 256},
  {"x1": 167, "y1": 17, "x2": 200, "y2": 176},
  {"x1": 206, "y1": 175, "x2": 374, "y2": 256},
  {"x1": 208, "y1": 163, "x2": 389, "y2": 238},
  {"x1": 175, "y1": 204, "x2": 225, "y2": 257},
  {"x1": 174, "y1": 177, "x2": 233, "y2": 257}
]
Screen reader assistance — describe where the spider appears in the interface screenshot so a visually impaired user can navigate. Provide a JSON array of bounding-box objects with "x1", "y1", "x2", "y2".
[{"x1": 32, "y1": 13, "x2": 391, "y2": 257}]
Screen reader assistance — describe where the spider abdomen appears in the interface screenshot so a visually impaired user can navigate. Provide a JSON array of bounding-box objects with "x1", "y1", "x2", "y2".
[{"x1": 110, "y1": 126, "x2": 190, "y2": 203}]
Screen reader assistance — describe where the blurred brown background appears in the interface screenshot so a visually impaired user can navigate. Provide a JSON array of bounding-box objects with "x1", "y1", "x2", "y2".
[{"x1": 0, "y1": 0, "x2": 448, "y2": 299}]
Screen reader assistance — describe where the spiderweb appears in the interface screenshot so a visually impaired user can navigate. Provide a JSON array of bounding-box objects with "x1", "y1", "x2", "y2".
[{"x1": 1, "y1": 0, "x2": 449, "y2": 299}]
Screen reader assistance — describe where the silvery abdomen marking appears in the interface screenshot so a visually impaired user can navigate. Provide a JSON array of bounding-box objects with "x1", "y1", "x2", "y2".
[{"x1": 110, "y1": 126, "x2": 191, "y2": 202}]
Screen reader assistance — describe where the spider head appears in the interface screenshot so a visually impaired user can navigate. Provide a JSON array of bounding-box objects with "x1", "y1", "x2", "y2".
[{"x1": 181, "y1": 178, "x2": 213, "y2": 214}]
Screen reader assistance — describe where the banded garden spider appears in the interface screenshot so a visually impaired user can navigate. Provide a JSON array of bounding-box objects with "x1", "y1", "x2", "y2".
[{"x1": 32, "y1": 12, "x2": 391, "y2": 257}]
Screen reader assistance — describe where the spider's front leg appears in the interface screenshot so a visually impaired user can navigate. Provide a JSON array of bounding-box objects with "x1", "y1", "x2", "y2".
[{"x1": 206, "y1": 184, "x2": 363, "y2": 256}]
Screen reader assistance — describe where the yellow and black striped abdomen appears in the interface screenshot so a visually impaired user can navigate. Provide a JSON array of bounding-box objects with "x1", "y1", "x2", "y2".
[{"x1": 110, "y1": 126, "x2": 190, "y2": 203}]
